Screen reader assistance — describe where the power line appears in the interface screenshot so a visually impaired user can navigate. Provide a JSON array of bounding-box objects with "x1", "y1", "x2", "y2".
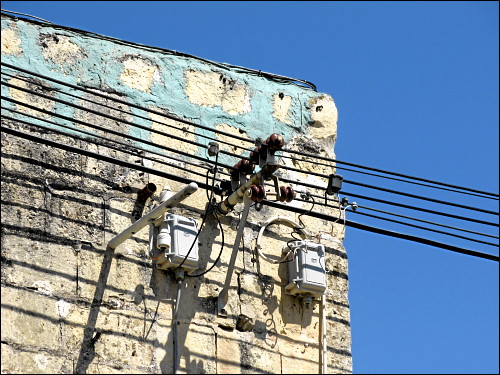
[
  {"x1": 0, "y1": 70, "x2": 254, "y2": 156},
  {"x1": 0, "y1": 9, "x2": 53, "y2": 23},
  {"x1": 2, "y1": 124, "x2": 497, "y2": 262},
  {"x1": 1, "y1": 113, "x2": 213, "y2": 181},
  {"x1": 353, "y1": 204, "x2": 499, "y2": 240},
  {"x1": 281, "y1": 147, "x2": 499, "y2": 198},
  {"x1": 277, "y1": 176, "x2": 499, "y2": 227},
  {"x1": 288, "y1": 197, "x2": 499, "y2": 247},
  {"x1": 3, "y1": 62, "x2": 498, "y2": 201},
  {"x1": 4, "y1": 75, "x2": 497, "y2": 220},
  {"x1": 3, "y1": 89, "x2": 498, "y2": 231},
  {"x1": 1, "y1": 62, "x2": 255, "y2": 144},
  {"x1": 278, "y1": 159, "x2": 498, "y2": 215},
  {"x1": 6, "y1": 109, "x2": 497, "y2": 248},
  {"x1": 1, "y1": 106, "x2": 214, "y2": 171},
  {"x1": 0, "y1": 14, "x2": 317, "y2": 91},
  {"x1": 292, "y1": 194, "x2": 499, "y2": 241},
  {"x1": 346, "y1": 208, "x2": 498, "y2": 247},
  {"x1": 1, "y1": 96, "x2": 219, "y2": 167},
  {"x1": 280, "y1": 153, "x2": 499, "y2": 201},
  {"x1": 1, "y1": 80, "x2": 261, "y2": 165}
]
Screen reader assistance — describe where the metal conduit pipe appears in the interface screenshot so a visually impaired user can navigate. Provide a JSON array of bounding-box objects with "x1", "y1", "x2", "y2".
[
  {"x1": 173, "y1": 268, "x2": 185, "y2": 374},
  {"x1": 108, "y1": 182, "x2": 198, "y2": 250},
  {"x1": 321, "y1": 294, "x2": 328, "y2": 374}
]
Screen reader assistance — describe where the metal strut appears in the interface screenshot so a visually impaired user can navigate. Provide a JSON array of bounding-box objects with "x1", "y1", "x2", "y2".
[{"x1": 217, "y1": 191, "x2": 253, "y2": 317}]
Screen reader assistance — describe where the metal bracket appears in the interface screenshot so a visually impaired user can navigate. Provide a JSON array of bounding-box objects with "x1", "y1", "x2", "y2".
[{"x1": 231, "y1": 171, "x2": 248, "y2": 192}]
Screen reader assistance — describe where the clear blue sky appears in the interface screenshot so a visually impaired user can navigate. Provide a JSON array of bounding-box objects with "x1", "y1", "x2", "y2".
[{"x1": 2, "y1": 1, "x2": 498, "y2": 373}]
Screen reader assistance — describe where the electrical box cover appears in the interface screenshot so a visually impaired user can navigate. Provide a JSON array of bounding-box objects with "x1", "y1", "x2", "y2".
[
  {"x1": 154, "y1": 214, "x2": 199, "y2": 272},
  {"x1": 284, "y1": 240, "x2": 326, "y2": 299}
]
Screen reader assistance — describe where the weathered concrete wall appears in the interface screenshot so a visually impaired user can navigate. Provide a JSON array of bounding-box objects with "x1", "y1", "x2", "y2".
[{"x1": 1, "y1": 13, "x2": 352, "y2": 374}]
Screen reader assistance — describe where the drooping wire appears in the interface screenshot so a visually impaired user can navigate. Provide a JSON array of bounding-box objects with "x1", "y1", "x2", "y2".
[
  {"x1": 186, "y1": 216, "x2": 225, "y2": 278},
  {"x1": 185, "y1": 157, "x2": 227, "y2": 277},
  {"x1": 169, "y1": 153, "x2": 219, "y2": 273},
  {"x1": 283, "y1": 194, "x2": 316, "y2": 262}
]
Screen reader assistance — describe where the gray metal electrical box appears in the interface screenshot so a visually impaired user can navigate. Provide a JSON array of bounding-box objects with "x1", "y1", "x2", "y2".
[
  {"x1": 153, "y1": 213, "x2": 199, "y2": 272},
  {"x1": 284, "y1": 240, "x2": 326, "y2": 299}
]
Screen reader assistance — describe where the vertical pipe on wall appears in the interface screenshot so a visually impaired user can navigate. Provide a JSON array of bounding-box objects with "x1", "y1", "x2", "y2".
[
  {"x1": 173, "y1": 268, "x2": 185, "y2": 374},
  {"x1": 321, "y1": 294, "x2": 328, "y2": 374}
]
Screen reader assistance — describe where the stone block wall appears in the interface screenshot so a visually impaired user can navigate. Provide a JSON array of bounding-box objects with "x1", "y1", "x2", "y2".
[{"x1": 1, "y1": 13, "x2": 352, "y2": 374}]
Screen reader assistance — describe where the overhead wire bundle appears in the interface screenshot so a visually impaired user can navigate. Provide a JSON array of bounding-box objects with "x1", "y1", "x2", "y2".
[{"x1": 1, "y1": 61, "x2": 498, "y2": 263}]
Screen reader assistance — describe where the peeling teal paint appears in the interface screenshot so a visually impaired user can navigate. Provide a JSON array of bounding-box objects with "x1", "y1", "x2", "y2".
[{"x1": 2, "y1": 15, "x2": 323, "y2": 168}]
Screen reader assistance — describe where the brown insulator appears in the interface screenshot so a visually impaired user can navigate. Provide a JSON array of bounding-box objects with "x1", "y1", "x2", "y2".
[
  {"x1": 285, "y1": 186, "x2": 295, "y2": 202},
  {"x1": 257, "y1": 185, "x2": 266, "y2": 202},
  {"x1": 250, "y1": 184, "x2": 260, "y2": 202},
  {"x1": 279, "y1": 185, "x2": 287, "y2": 202}
]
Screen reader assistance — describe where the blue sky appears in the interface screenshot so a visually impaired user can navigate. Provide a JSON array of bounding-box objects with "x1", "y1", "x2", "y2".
[{"x1": 2, "y1": 1, "x2": 498, "y2": 373}]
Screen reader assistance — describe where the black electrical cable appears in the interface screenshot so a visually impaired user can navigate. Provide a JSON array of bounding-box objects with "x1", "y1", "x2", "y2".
[
  {"x1": 277, "y1": 175, "x2": 499, "y2": 228},
  {"x1": 282, "y1": 147, "x2": 499, "y2": 198},
  {"x1": 1, "y1": 80, "x2": 256, "y2": 166},
  {"x1": 170, "y1": 152, "x2": 220, "y2": 273},
  {"x1": 290, "y1": 196, "x2": 499, "y2": 246},
  {"x1": 3, "y1": 124, "x2": 497, "y2": 262},
  {"x1": 287, "y1": 187, "x2": 499, "y2": 239},
  {"x1": 263, "y1": 181, "x2": 499, "y2": 243},
  {"x1": 0, "y1": 95, "x2": 232, "y2": 171},
  {"x1": 0, "y1": 9, "x2": 52, "y2": 23},
  {"x1": 1, "y1": 62, "x2": 256, "y2": 144},
  {"x1": 0, "y1": 113, "x2": 212, "y2": 181},
  {"x1": 337, "y1": 189, "x2": 499, "y2": 228},
  {"x1": 10, "y1": 108, "x2": 493, "y2": 241},
  {"x1": 277, "y1": 162, "x2": 498, "y2": 215},
  {"x1": 0, "y1": 71, "x2": 255, "y2": 156},
  {"x1": 1, "y1": 105, "x2": 213, "y2": 171},
  {"x1": 292, "y1": 193, "x2": 499, "y2": 240},
  {"x1": 5, "y1": 75, "x2": 496, "y2": 215},
  {"x1": 7, "y1": 64, "x2": 495, "y2": 207},
  {"x1": 356, "y1": 204, "x2": 499, "y2": 240},
  {"x1": 186, "y1": 216, "x2": 225, "y2": 278},
  {"x1": 3, "y1": 63, "x2": 498, "y2": 205},
  {"x1": 344, "y1": 179, "x2": 499, "y2": 215},
  {"x1": 187, "y1": 155, "x2": 226, "y2": 278},
  {"x1": 1, "y1": 104, "x2": 235, "y2": 187},
  {"x1": 346, "y1": 208, "x2": 498, "y2": 247},
  {"x1": 0, "y1": 124, "x2": 210, "y2": 190},
  {"x1": 262, "y1": 200, "x2": 499, "y2": 262},
  {"x1": 280, "y1": 153, "x2": 498, "y2": 201},
  {"x1": 0, "y1": 14, "x2": 317, "y2": 91}
]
